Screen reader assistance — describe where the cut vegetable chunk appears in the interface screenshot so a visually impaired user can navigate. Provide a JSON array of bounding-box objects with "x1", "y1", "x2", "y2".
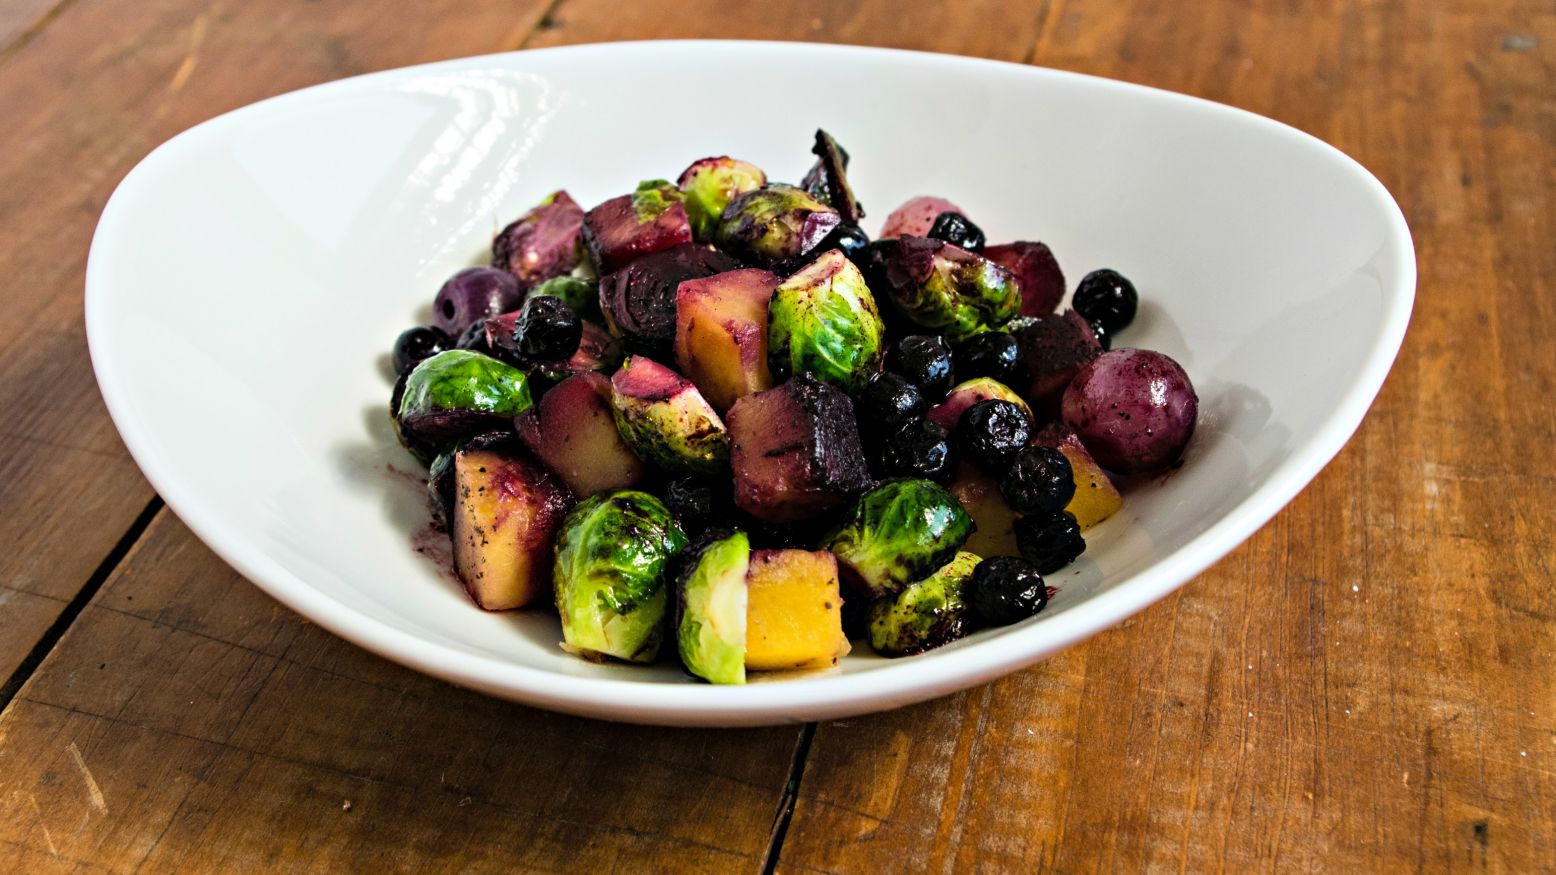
[
  {"x1": 599, "y1": 243, "x2": 739, "y2": 357},
  {"x1": 1015, "y1": 310, "x2": 1103, "y2": 418},
  {"x1": 491, "y1": 190, "x2": 584, "y2": 287},
  {"x1": 926, "y1": 377, "x2": 1033, "y2": 431},
  {"x1": 451, "y1": 440, "x2": 573, "y2": 611},
  {"x1": 879, "y1": 195, "x2": 963, "y2": 238},
  {"x1": 676, "y1": 531, "x2": 751, "y2": 685},
  {"x1": 610, "y1": 356, "x2": 729, "y2": 475},
  {"x1": 1033, "y1": 425, "x2": 1123, "y2": 530},
  {"x1": 728, "y1": 375, "x2": 872, "y2": 523},
  {"x1": 983, "y1": 241, "x2": 1065, "y2": 317},
  {"x1": 868, "y1": 551, "x2": 980, "y2": 656},
  {"x1": 948, "y1": 462, "x2": 1021, "y2": 557},
  {"x1": 515, "y1": 371, "x2": 646, "y2": 498},
  {"x1": 582, "y1": 180, "x2": 693, "y2": 274},
  {"x1": 745, "y1": 548, "x2": 849, "y2": 671},
  {"x1": 673, "y1": 268, "x2": 780, "y2": 413}
]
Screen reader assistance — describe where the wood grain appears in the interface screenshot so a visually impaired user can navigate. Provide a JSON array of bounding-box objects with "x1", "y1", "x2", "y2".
[
  {"x1": 0, "y1": 511, "x2": 801, "y2": 873},
  {"x1": 0, "y1": 0, "x2": 1550, "y2": 872},
  {"x1": 0, "y1": 0, "x2": 556, "y2": 682},
  {"x1": 779, "y1": 0, "x2": 1556, "y2": 872}
]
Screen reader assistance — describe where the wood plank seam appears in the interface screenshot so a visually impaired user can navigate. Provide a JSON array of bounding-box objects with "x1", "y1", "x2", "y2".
[
  {"x1": 0, "y1": 495, "x2": 162, "y2": 712},
  {"x1": 760, "y1": 723, "x2": 817, "y2": 874}
]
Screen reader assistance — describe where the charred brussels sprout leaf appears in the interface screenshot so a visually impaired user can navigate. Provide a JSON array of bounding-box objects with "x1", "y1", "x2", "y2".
[
  {"x1": 713, "y1": 184, "x2": 841, "y2": 265},
  {"x1": 823, "y1": 479, "x2": 975, "y2": 599},
  {"x1": 393, "y1": 350, "x2": 533, "y2": 454},
  {"x1": 676, "y1": 531, "x2": 751, "y2": 684},
  {"x1": 678, "y1": 157, "x2": 767, "y2": 241},
  {"x1": 767, "y1": 249, "x2": 885, "y2": 394},
  {"x1": 799, "y1": 129, "x2": 864, "y2": 225},
  {"x1": 883, "y1": 236, "x2": 1022, "y2": 341},
  {"x1": 868, "y1": 551, "x2": 981, "y2": 657},
  {"x1": 632, "y1": 179, "x2": 685, "y2": 221},
  {"x1": 553, "y1": 490, "x2": 689, "y2": 662}
]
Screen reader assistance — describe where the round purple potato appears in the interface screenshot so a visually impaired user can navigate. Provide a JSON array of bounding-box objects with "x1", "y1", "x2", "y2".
[
  {"x1": 432, "y1": 267, "x2": 523, "y2": 337},
  {"x1": 1061, "y1": 349, "x2": 1197, "y2": 474}
]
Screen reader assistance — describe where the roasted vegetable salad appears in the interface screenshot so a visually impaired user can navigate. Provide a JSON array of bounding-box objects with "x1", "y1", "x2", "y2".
[{"x1": 387, "y1": 131, "x2": 1199, "y2": 683}]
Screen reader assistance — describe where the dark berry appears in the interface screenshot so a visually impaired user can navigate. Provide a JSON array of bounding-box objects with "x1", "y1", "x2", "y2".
[
  {"x1": 873, "y1": 419, "x2": 956, "y2": 483},
  {"x1": 514, "y1": 295, "x2": 582, "y2": 361},
  {"x1": 968, "y1": 556, "x2": 1048, "y2": 625},
  {"x1": 455, "y1": 319, "x2": 494, "y2": 355},
  {"x1": 927, "y1": 211, "x2": 986, "y2": 252},
  {"x1": 1000, "y1": 446, "x2": 1076, "y2": 515},
  {"x1": 1086, "y1": 317, "x2": 1112, "y2": 350},
  {"x1": 1015, "y1": 511, "x2": 1086, "y2": 574},
  {"x1": 1072, "y1": 269, "x2": 1138, "y2": 333},
  {"x1": 821, "y1": 223, "x2": 872, "y2": 262},
  {"x1": 954, "y1": 331, "x2": 1021, "y2": 385},
  {"x1": 392, "y1": 325, "x2": 450, "y2": 375},
  {"x1": 857, "y1": 372, "x2": 926, "y2": 436},
  {"x1": 956, "y1": 400, "x2": 1032, "y2": 471},
  {"x1": 886, "y1": 335, "x2": 954, "y2": 400},
  {"x1": 663, "y1": 476, "x2": 730, "y2": 535}
]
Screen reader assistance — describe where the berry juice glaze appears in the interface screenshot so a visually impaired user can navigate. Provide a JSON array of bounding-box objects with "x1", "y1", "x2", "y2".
[{"x1": 388, "y1": 462, "x2": 461, "y2": 584}]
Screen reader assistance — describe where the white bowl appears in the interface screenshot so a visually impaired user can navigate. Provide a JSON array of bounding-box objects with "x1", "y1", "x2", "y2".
[{"x1": 86, "y1": 41, "x2": 1413, "y2": 726}]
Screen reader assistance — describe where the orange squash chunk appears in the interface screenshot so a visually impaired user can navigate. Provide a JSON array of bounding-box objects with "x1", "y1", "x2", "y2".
[{"x1": 744, "y1": 549, "x2": 849, "y2": 671}]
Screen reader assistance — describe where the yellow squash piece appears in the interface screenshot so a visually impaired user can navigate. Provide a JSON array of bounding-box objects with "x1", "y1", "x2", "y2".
[{"x1": 744, "y1": 548, "x2": 849, "y2": 671}]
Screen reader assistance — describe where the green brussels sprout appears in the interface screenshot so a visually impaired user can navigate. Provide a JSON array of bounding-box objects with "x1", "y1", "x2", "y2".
[
  {"x1": 610, "y1": 356, "x2": 730, "y2": 475},
  {"x1": 767, "y1": 249, "x2": 885, "y2": 394},
  {"x1": 527, "y1": 275, "x2": 602, "y2": 322},
  {"x1": 823, "y1": 479, "x2": 975, "y2": 599},
  {"x1": 677, "y1": 157, "x2": 767, "y2": 241},
  {"x1": 631, "y1": 178, "x2": 686, "y2": 222},
  {"x1": 884, "y1": 237, "x2": 1022, "y2": 341},
  {"x1": 676, "y1": 531, "x2": 751, "y2": 685},
  {"x1": 713, "y1": 184, "x2": 841, "y2": 265},
  {"x1": 394, "y1": 350, "x2": 533, "y2": 457},
  {"x1": 868, "y1": 551, "x2": 981, "y2": 657},
  {"x1": 553, "y1": 490, "x2": 689, "y2": 662}
]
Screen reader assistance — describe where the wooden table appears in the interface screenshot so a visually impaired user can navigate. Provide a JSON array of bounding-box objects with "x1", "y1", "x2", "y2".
[{"x1": 1, "y1": 1, "x2": 1551, "y2": 871}]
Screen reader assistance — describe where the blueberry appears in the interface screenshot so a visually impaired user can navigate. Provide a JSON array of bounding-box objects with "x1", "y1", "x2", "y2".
[
  {"x1": 1085, "y1": 317, "x2": 1112, "y2": 351},
  {"x1": 872, "y1": 418, "x2": 956, "y2": 484},
  {"x1": 455, "y1": 319, "x2": 494, "y2": 356},
  {"x1": 1015, "y1": 511, "x2": 1086, "y2": 574},
  {"x1": 954, "y1": 331, "x2": 1021, "y2": 385},
  {"x1": 821, "y1": 223, "x2": 872, "y2": 262},
  {"x1": 886, "y1": 335, "x2": 954, "y2": 400},
  {"x1": 968, "y1": 556, "x2": 1048, "y2": 625},
  {"x1": 1000, "y1": 446, "x2": 1075, "y2": 515},
  {"x1": 857, "y1": 372, "x2": 926, "y2": 436},
  {"x1": 514, "y1": 295, "x2": 582, "y2": 361},
  {"x1": 392, "y1": 325, "x2": 450, "y2": 375},
  {"x1": 955, "y1": 400, "x2": 1032, "y2": 471},
  {"x1": 927, "y1": 211, "x2": 986, "y2": 253},
  {"x1": 663, "y1": 476, "x2": 729, "y2": 536},
  {"x1": 1072, "y1": 269, "x2": 1138, "y2": 333}
]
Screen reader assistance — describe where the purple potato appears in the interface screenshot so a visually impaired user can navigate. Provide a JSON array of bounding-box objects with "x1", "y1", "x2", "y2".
[
  {"x1": 433, "y1": 267, "x2": 523, "y2": 337},
  {"x1": 1062, "y1": 348, "x2": 1197, "y2": 474},
  {"x1": 598, "y1": 243, "x2": 739, "y2": 356},
  {"x1": 984, "y1": 241, "x2": 1066, "y2": 317},
  {"x1": 491, "y1": 191, "x2": 585, "y2": 287},
  {"x1": 727, "y1": 374, "x2": 873, "y2": 523}
]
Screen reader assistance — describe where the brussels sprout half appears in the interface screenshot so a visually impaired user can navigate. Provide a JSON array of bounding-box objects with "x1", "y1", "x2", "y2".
[
  {"x1": 823, "y1": 479, "x2": 975, "y2": 600},
  {"x1": 678, "y1": 157, "x2": 767, "y2": 241},
  {"x1": 394, "y1": 350, "x2": 533, "y2": 457},
  {"x1": 609, "y1": 356, "x2": 730, "y2": 476},
  {"x1": 553, "y1": 490, "x2": 689, "y2": 663},
  {"x1": 868, "y1": 551, "x2": 981, "y2": 657},
  {"x1": 767, "y1": 249, "x2": 885, "y2": 394},
  {"x1": 713, "y1": 184, "x2": 841, "y2": 265},
  {"x1": 883, "y1": 236, "x2": 1022, "y2": 341},
  {"x1": 676, "y1": 531, "x2": 751, "y2": 685}
]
